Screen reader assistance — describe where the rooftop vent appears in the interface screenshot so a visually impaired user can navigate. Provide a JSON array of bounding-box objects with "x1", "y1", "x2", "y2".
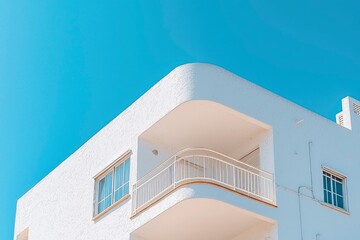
[
  {"x1": 353, "y1": 103, "x2": 360, "y2": 116},
  {"x1": 337, "y1": 96, "x2": 360, "y2": 130},
  {"x1": 336, "y1": 113, "x2": 344, "y2": 126}
]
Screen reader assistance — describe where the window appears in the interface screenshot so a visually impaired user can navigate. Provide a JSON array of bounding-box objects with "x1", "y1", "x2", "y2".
[
  {"x1": 95, "y1": 155, "x2": 130, "y2": 216},
  {"x1": 323, "y1": 168, "x2": 347, "y2": 210},
  {"x1": 16, "y1": 228, "x2": 28, "y2": 240}
]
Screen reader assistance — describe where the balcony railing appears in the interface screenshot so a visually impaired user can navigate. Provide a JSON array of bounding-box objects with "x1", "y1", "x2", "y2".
[{"x1": 132, "y1": 148, "x2": 275, "y2": 215}]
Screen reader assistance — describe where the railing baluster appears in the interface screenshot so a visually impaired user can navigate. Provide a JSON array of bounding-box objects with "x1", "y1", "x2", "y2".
[
  {"x1": 132, "y1": 149, "x2": 275, "y2": 214},
  {"x1": 233, "y1": 165, "x2": 236, "y2": 190},
  {"x1": 173, "y1": 160, "x2": 176, "y2": 188}
]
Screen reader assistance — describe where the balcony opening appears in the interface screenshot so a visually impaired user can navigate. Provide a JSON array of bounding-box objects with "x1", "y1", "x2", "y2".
[{"x1": 135, "y1": 100, "x2": 275, "y2": 214}]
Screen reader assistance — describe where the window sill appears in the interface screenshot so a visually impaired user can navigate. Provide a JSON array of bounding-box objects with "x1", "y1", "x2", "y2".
[
  {"x1": 321, "y1": 202, "x2": 350, "y2": 215},
  {"x1": 93, "y1": 194, "x2": 130, "y2": 221}
]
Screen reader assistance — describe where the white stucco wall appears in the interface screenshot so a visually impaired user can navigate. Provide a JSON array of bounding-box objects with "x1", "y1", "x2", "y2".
[
  {"x1": 14, "y1": 63, "x2": 360, "y2": 240},
  {"x1": 231, "y1": 222, "x2": 277, "y2": 240}
]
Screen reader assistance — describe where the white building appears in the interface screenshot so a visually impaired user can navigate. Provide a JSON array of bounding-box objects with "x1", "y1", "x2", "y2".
[{"x1": 14, "y1": 63, "x2": 360, "y2": 240}]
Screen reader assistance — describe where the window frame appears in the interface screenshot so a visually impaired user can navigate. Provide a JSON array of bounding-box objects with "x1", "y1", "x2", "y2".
[
  {"x1": 322, "y1": 166, "x2": 348, "y2": 212},
  {"x1": 16, "y1": 228, "x2": 28, "y2": 240},
  {"x1": 93, "y1": 150, "x2": 132, "y2": 219}
]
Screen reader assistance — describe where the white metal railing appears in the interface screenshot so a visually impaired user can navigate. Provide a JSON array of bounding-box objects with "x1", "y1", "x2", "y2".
[{"x1": 132, "y1": 148, "x2": 275, "y2": 215}]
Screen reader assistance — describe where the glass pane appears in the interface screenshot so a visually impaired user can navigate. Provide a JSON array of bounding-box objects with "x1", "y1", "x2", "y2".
[
  {"x1": 337, "y1": 196, "x2": 344, "y2": 209},
  {"x1": 98, "y1": 202, "x2": 104, "y2": 213},
  {"x1": 124, "y1": 182, "x2": 129, "y2": 195},
  {"x1": 124, "y1": 159, "x2": 130, "y2": 183},
  {"x1": 335, "y1": 181, "x2": 343, "y2": 196},
  {"x1": 115, "y1": 187, "x2": 123, "y2": 202},
  {"x1": 332, "y1": 179, "x2": 336, "y2": 193},
  {"x1": 323, "y1": 175, "x2": 326, "y2": 189},
  {"x1": 105, "y1": 172, "x2": 113, "y2": 198},
  {"x1": 326, "y1": 177, "x2": 331, "y2": 191},
  {"x1": 98, "y1": 178, "x2": 105, "y2": 201},
  {"x1": 115, "y1": 164, "x2": 124, "y2": 189},
  {"x1": 104, "y1": 196, "x2": 112, "y2": 209},
  {"x1": 98, "y1": 172, "x2": 113, "y2": 214},
  {"x1": 327, "y1": 192, "x2": 332, "y2": 204},
  {"x1": 323, "y1": 190, "x2": 328, "y2": 203}
]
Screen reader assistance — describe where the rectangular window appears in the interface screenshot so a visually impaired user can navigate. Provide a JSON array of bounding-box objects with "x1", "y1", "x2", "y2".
[
  {"x1": 323, "y1": 169, "x2": 347, "y2": 210},
  {"x1": 95, "y1": 156, "x2": 130, "y2": 216}
]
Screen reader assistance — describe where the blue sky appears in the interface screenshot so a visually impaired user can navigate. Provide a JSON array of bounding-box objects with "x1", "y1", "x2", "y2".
[{"x1": 1, "y1": 0, "x2": 360, "y2": 239}]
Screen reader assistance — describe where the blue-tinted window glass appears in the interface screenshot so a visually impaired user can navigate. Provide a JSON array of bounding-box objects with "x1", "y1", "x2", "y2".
[
  {"x1": 114, "y1": 159, "x2": 130, "y2": 202},
  {"x1": 96, "y1": 156, "x2": 131, "y2": 215},
  {"x1": 98, "y1": 178, "x2": 105, "y2": 201},
  {"x1": 335, "y1": 181, "x2": 343, "y2": 196},
  {"x1": 327, "y1": 191, "x2": 332, "y2": 204},
  {"x1": 337, "y1": 196, "x2": 344, "y2": 209},
  {"x1": 97, "y1": 172, "x2": 113, "y2": 214},
  {"x1": 323, "y1": 170, "x2": 346, "y2": 210}
]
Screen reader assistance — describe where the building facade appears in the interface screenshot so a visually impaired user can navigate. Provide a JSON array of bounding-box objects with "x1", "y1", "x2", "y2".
[{"x1": 14, "y1": 64, "x2": 360, "y2": 240}]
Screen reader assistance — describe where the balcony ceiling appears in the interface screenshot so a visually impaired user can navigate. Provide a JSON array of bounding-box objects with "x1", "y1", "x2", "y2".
[
  {"x1": 131, "y1": 198, "x2": 272, "y2": 240},
  {"x1": 140, "y1": 100, "x2": 269, "y2": 157}
]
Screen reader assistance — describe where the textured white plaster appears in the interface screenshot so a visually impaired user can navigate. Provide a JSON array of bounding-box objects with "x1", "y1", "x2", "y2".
[
  {"x1": 15, "y1": 63, "x2": 360, "y2": 240},
  {"x1": 231, "y1": 222, "x2": 277, "y2": 240}
]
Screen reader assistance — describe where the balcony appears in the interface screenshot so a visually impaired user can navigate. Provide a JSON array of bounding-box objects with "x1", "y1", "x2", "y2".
[
  {"x1": 132, "y1": 148, "x2": 275, "y2": 215},
  {"x1": 132, "y1": 100, "x2": 277, "y2": 239}
]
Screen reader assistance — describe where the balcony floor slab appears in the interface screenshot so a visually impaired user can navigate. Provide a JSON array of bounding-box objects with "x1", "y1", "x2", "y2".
[{"x1": 131, "y1": 198, "x2": 275, "y2": 240}]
